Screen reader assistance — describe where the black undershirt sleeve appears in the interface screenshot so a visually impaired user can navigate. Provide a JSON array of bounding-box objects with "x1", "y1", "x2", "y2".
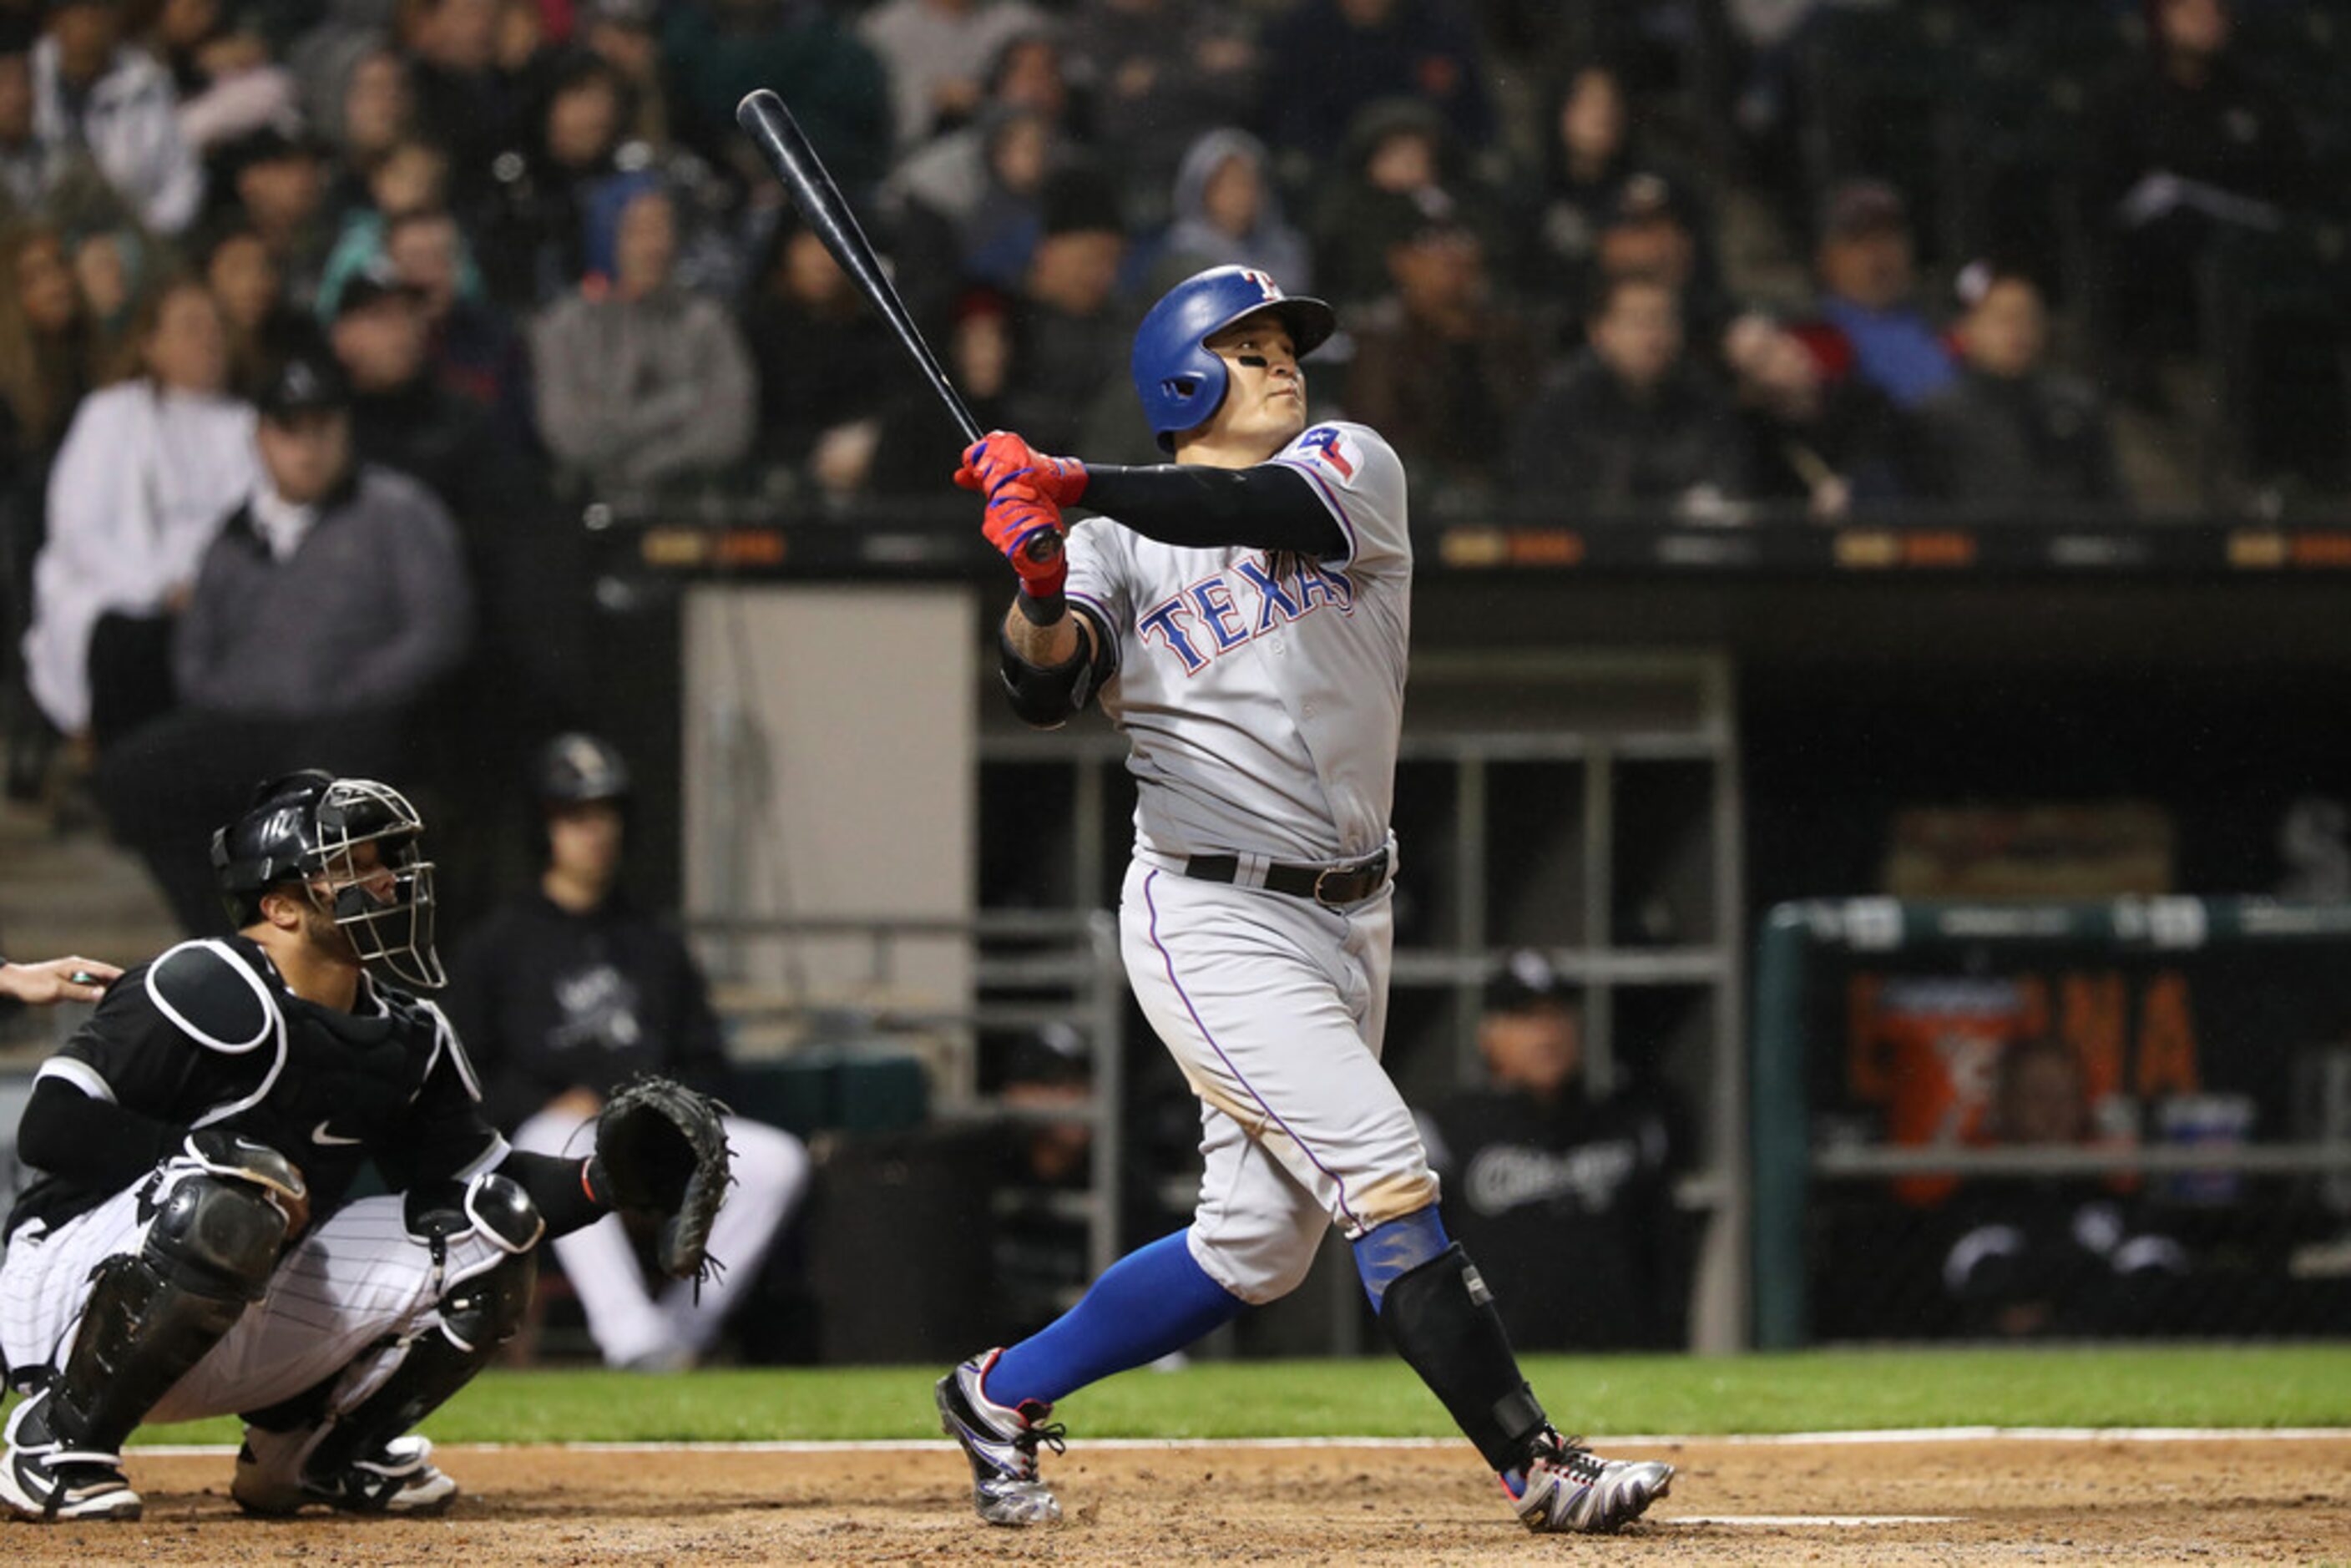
[
  {"x1": 496, "y1": 1148, "x2": 611, "y2": 1238},
  {"x1": 17, "y1": 1077, "x2": 180, "y2": 1194},
  {"x1": 1080, "y1": 461, "x2": 1346, "y2": 556}
]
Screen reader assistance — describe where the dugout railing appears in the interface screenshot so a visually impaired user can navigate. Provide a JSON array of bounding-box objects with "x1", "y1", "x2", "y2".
[
  {"x1": 1752, "y1": 896, "x2": 2351, "y2": 1348},
  {"x1": 684, "y1": 909, "x2": 1129, "y2": 1283}
]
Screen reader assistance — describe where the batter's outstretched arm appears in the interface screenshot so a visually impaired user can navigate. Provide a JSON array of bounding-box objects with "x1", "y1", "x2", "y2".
[{"x1": 1082, "y1": 463, "x2": 1344, "y2": 556}]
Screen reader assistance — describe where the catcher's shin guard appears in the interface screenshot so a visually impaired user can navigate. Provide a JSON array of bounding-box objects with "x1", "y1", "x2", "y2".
[
  {"x1": 51, "y1": 1171, "x2": 288, "y2": 1450},
  {"x1": 301, "y1": 1245, "x2": 535, "y2": 1490},
  {"x1": 5, "y1": 1169, "x2": 289, "y2": 1520}
]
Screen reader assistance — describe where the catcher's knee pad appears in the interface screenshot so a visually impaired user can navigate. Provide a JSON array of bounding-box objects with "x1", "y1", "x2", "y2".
[
  {"x1": 148, "y1": 1171, "x2": 291, "y2": 1301},
  {"x1": 404, "y1": 1171, "x2": 547, "y2": 1257},
  {"x1": 437, "y1": 1246, "x2": 535, "y2": 1356}
]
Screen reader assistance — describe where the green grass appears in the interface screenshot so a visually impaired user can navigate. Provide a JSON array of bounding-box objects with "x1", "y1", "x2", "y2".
[{"x1": 126, "y1": 1345, "x2": 2351, "y2": 1448}]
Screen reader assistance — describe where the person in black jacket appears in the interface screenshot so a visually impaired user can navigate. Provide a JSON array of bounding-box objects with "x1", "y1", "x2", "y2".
[
  {"x1": 1507, "y1": 272, "x2": 1747, "y2": 514},
  {"x1": 443, "y1": 733, "x2": 807, "y2": 1371},
  {"x1": 1415, "y1": 950, "x2": 1689, "y2": 1350},
  {"x1": 2081, "y1": 0, "x2": 2313, "y2": 392},
  {"x1": 1910, "y1": 264, "x2": 2124, "y2": 513}
]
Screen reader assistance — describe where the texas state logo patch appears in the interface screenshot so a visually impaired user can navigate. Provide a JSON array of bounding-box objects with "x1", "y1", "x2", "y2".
[{"x1": 1293, "y1": 425, "x2": 1358, "y2": 481}]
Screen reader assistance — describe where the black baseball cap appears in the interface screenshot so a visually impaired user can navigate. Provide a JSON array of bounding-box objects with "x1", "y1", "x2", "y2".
[
  {"x1": 1820, "y1": 178, "x2": 1909, "y2": 240},
  {"x1": 257, "y1": 353, "x2": 350, "y2": 421},
  {"x1": 1485, "y1": 948, "x2": 1575, "y2": 1014},
  {"x1": 333, "y1": 263, "x2": 426, "y2": 320}
]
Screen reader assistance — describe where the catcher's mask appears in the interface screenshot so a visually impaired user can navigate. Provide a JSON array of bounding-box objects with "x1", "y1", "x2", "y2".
[{"x1": 212, "y1": 771, "x2": 447, "y2": 989}]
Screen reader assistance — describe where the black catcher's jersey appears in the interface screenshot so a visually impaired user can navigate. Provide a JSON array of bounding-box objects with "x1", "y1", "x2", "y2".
[{"x1": 8, "y1": 936, "x2": 505, "y2": 1239}]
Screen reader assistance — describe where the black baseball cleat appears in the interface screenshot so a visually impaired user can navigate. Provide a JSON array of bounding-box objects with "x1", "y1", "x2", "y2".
[
  {"x1": 935, "y1": 1348, "x2": 1065, "y2": 1525},
  {"x1": 232, "y1": 1427, "x2": 458, "y2": 1516},
  {"x1": 1506, "y1": 1429, "x2": 1674, "y2": 1534},
  {"x1": 0, "y1": 1388, "x2": 143, "y2": 1521}
]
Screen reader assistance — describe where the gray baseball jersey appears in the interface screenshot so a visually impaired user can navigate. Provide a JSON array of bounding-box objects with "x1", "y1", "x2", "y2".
[{"x1": 1064, "y1": 421, "x2": 1411, "y2": 865}]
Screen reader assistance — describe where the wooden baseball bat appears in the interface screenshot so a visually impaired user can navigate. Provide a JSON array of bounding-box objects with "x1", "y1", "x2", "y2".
[{"x1": 736, "y1": 88, "x2": 1059, "y2": 564}]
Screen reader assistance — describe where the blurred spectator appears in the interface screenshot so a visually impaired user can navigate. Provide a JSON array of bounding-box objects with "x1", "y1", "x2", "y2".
[
  {"x1": 23, "y1": 276, "x2": 255, "y2": 746},
  {"x1": 98, "y1": 350, "x2": 472, "y2": 933},
  {"x1": 214, "y1": 124, "x2": 331, "y2": 306},
  {"x1": 400, "y1": 0, "x2": 527, "y2": 207},
  {"x1": 576, "y1": 0, "x2": 668, "y2": 149},
  {"x1": 1721, "y1": 308, "x2": 1901, "y2": 519},
  {"x1": 0, "y1": 220, "x2": 98, "y2": 485},
  {"x1": 857, "y1": 0, "x2": 1045, "y2": 152},
  {"x1": 1260, "y1": 0, "x2": 1494, "y2": 173},
  {"x1": 1795, "y1": 178, "x2": 1956, "y2": 412},
  {"x1": 1414, "y1": 951, "x2": 1687, "y2": 1350},
  {"x1": 1939, "y1": 1037, "x2": 2190, "y2": 1338},
  {"x1": 383, "y1": 205, "x2": 530, "y2": 443},
  {"x1": 2081, "y1": 0, "x2": 2312, "y2": 392},
  {"x1": 1507, "y1": 272, "x2": 1746, "y2": 514},
  {"x1": 742, "y1": 210, "x2": 894, "y2": 498},
  {"x1": 1520, "y1": 58, "x2": 1713, "y2": 312},
  {"x1": 1911, "y1": 263, "x2": 2124, "y2": 511},
  {"x1": 446, "y1": 732, "x2": 810, "y2": 1372},
  {"x1": 199, "y1": 219, "x2": 306, "y2": 398},
  {"x1": 529, "y1": 176, "x2": 753, "y2": 493},
  {"x1": 2, "y1": 35, "x2": 38, "y2": 221},
  {"x1": 68, "y1": 221, "x2": 149, "y2": 349},
  {"x1": 28, "y1": 0, "x2": 204, "y2": 234},
  {"x1": 320, "y1": 45, "x2": 412, "y2": 214},
  {"x1": 316, "y1": 135, "x2": 451, "y2": 315},
  {"x1": 661, "y1": 0, "x2": 890, "y2": 200},
  {"x1": 475, "y1": 48, "x2": 630, "y2": 307},
  {"x1": 148, "y1": 0, "x2": 297, "y2": 155},
  {"x1": 1147, "y1": 128, "x2": 1309, "y2": 298},
  {"x1": 1589, "y1": 171, "x2": 1727, "y2": 359},
  {"x1": 331, "y1": 261, "x2": 505, "y2": 518},
  {"x1": 1342, "y1": 192, "x2": 1544, "y2": 501},
  {"x1": 1307, "y1": 95, "x2": 1495, "y2": 310},
  {"x1": 999, "y1": 160, "x2": 1128, "y2": 457},
  {"x1": 866, "y1": 284, "x2": 1017, "y2": 496},
  {"x1": 1061, "y1": 0, "x2": 1257, "y2": 228},
  {"x1": 884, "y1": 29, "x2": 1070, "y2": 307}
]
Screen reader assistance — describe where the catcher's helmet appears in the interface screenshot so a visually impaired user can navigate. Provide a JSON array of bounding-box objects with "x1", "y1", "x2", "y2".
[
  {"x1": 211, "y1": 771, "x2": 445, "y2": 989},
  {"x1": 1130, "y1": 266, "x2": 1335, "y2": 452},
  {"x1": 534, "y1": 731, "x2": 632, "y2": 805}
]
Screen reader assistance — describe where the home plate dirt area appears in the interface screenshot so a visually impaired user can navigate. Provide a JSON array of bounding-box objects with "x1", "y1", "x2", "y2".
[{"x1": 8, "y1": 1435, "x2": 2347, "y2": 1564}]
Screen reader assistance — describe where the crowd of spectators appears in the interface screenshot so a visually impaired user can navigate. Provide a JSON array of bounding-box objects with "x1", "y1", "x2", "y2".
[{"x1": 1, "y1": 0, "x2": 2345, "y2": 840}]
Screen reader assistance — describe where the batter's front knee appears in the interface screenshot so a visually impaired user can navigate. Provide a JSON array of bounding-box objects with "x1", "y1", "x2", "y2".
[{"x1": 1346, "y1": 1163, "x2": 1442, "y2": 1237}]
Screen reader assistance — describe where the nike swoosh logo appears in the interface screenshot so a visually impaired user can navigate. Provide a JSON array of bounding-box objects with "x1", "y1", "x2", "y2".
[{"x1": 312, "y1": 1120, "x2": 364, "y2": 1146}]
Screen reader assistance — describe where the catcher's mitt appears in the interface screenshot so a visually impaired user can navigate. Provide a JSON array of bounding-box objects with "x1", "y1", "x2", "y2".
[{"x1": 594, "y1": 1075, "x2": 733, "y2": 1290}]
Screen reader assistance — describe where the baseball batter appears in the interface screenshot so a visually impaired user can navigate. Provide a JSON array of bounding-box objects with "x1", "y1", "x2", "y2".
[
  {"x1": 0, "y1": 771, "x2": 679, "y2": 1521},
  {"x1": 935, "y1": 266, "x2": 1676, "y2": 1534}
]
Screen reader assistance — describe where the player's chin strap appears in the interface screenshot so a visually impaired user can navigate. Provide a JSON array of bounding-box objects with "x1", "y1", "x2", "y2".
[
  {"x1": 1356, "y1": 1207, "x2": 1554, "y2": 1476},
  {"x1": 245, "y1": 1174, "x2": 541, "y2": 1493}
]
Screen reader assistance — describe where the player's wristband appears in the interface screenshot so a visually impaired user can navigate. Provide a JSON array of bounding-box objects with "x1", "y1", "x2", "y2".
[{"x1": 1015, "y1": 586, "x2": 1066, "y2": 625}]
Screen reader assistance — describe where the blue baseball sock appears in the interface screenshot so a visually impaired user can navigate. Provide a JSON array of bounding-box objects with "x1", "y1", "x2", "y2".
[{"x1": 983, "y1": 1230, "x2": 1246, "y2": 1409}]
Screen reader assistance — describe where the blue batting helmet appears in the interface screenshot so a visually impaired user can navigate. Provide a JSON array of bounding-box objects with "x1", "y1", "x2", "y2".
[{"x1": 1130, "y1": 266, "x2": 1336, "y2": 452}]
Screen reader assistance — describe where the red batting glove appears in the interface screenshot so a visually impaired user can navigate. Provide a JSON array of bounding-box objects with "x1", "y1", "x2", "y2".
[
  {"x1": 982, "y1": 477, "x2": 1068, "y2": 599},
  {"x1": 953, "y1": 431, "x2": 1088, "y2": 507}
]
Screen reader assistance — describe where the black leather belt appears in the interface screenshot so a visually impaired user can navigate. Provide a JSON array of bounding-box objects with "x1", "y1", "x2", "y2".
[{"x1": 1181, "y1": 848, "x2": 1392, "y2": 908}]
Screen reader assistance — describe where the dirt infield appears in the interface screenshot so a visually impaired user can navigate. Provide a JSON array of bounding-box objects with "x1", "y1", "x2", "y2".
[{"x1": 7, "y1": 1435, "x2": 2347, "y2": 1564}]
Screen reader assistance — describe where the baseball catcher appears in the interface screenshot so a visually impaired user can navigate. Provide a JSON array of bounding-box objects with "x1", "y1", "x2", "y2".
[{"x1": 0, "y1": 771, "x2": 702, "y2": 1521}]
